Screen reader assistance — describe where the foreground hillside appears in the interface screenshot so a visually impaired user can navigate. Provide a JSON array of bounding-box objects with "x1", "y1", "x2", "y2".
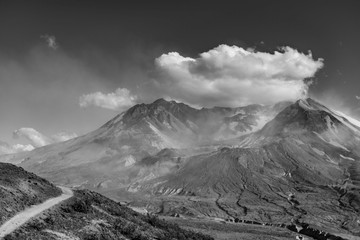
[
  {"x1": 0, "y1": 162, "x2": 61, "y2": 225},
  {"x1": 4, "y1": 189, "x2": 213, "y2": 240},
  {"x1": 0, "y1": 163, "x2": 213, "y2": 240}
]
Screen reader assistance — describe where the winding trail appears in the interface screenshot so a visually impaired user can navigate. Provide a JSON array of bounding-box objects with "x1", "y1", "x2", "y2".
[{"x1": 0, "y1": 186, "x2": 73, "y2": 239}]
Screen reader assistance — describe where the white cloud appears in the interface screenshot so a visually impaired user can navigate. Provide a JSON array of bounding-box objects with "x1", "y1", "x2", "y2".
[
  {"x1": 356, "y1": 96, "x2": 360, "y2": 100},
  {"x1": 12, "y1": 144, "x2": 35, "y2": 152},
  {"x1": 155, "y1": 44, "x2": 324, "y2": 107},
  {"x1": 0, "y1": 140, "x2": 34, "y2": 155},
  {"x1": 13, "y1": 128, "x2": 51, "y2": 147},
  {"x1": 41, "y1": 34, "x2": 58, "y2": 49},
  {"x1": 79, "y1": 88, "x2": 138, "y2": 111},
  {"x1": 13, "y1": 128, "x2": 77, "y2": 148}
]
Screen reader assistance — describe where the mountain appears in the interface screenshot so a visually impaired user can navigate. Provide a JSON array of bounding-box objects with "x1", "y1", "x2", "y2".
[
  {"x1": 124, "y1": 98, "x2": 360, "y2": 238},
  {"x1": 0, "y1": 99, "x2": 289, "y2": 191},
  {"x1": 1, "y1": 98, "x2": 360, "y2": 239},
  {"x1": 133, "y1": 98, "x2": 360, "y2": 238}
]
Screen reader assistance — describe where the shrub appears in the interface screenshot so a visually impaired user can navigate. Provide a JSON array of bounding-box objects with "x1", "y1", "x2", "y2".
[{"x1": 71, "y1": 199, "x2": 90, "y2": 213}]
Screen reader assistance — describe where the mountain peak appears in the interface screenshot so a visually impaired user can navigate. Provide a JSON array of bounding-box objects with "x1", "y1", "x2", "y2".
[
  {"x1": 152, "y1": 98, "x2": 170, "y2": 105},
  {"x1": 295, "y1": 98, "x2": 330, "y2": 112},
  {"x1": 259, "y1": 97, "x2": 344, "y2": 136},
  {"x1": 117, "y1": 98, "x2": 198, "y2": 128}
]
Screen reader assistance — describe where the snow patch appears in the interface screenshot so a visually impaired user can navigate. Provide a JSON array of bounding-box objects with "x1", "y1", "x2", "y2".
[
  {"x1": 343, "y1": 114, "x2": 360, "y2": 128},
  {"x1": 333, "y1": 110, "x2": 360, "y2": 133},
  {"x1": 328, "y1": 139, "x2": 349, "y2": 152},
  {"x1": 340, "y1": 154, "x2": 355, "y2": 161}
]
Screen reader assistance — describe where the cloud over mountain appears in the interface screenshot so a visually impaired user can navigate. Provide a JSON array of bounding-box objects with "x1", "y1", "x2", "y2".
[
  {"x1": 155, "y1": 45, "x2": 324, "y2": 107},
  {"x1": 11, "y1": 144, "x2": 35, "y2": 152},
  {"x1": 0, "y1": 140, "x2": 34, "y2": 155},
  {"x1": 13, "y1": 128, "x2": 77, "y2": 148},
  {"x1": 79, "y1": 88, "x2": 138, "y2": 111},
  {"x1": 13, "y1": 128, "x2": 51, "y2": 147}
]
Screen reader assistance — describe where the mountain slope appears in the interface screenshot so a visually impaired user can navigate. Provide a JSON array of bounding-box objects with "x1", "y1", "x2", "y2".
[
  {"x1": 0, "y1": 163, "x2": 62, "y2": 226},
  {"x1": 130, "y1": 98, "x2": 360, "y2": 238},
  {"x1": 0, "y1": 99, "x2": 289, "y2": 192}
]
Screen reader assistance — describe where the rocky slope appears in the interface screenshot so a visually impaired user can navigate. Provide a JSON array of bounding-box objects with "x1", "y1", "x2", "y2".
[{"x1": 0, "y1": 162, "x2": 62, "y2": 225}]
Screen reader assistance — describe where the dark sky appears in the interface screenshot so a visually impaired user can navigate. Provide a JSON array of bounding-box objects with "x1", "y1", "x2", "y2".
[{"x1": 0, "y1": 0, "x2": 360, "y2": 144}]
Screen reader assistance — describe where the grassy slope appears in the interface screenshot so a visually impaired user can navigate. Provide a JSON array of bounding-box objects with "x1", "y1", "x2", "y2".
[
  {"x1": 5, "y1": 189, "x2": 213, "y2": 240},
  {"x1": 0, "y1": 162, "x2": 62, "y2": 225}
]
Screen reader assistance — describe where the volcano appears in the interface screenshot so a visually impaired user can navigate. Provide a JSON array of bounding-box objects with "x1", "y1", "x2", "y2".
[
  {"x1": 1, "y1": 98, "x2": 287, "y2": 189},
  {"x1": 1, "y1": 98, "x2": 360, "y2": 239},
  {"x1": 130, "y1": 99, "x2": 360, "y2": 237}
]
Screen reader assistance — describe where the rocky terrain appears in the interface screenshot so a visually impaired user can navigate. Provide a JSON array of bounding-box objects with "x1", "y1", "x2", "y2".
[
  {"x1": 0, "y1": 162, "x2": 61, "y2": 226},
  {"x1": 1, "y1": 98, "x2": 360, "y2": 239}
]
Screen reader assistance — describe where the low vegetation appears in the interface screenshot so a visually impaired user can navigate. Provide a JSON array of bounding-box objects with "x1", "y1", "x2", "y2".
[
  {"x1": 0, "y1": 162, "x2": 61, "y2": 225},
  {"x1": 5, "y1": 189, "x2": 213, "y2": 240}
]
